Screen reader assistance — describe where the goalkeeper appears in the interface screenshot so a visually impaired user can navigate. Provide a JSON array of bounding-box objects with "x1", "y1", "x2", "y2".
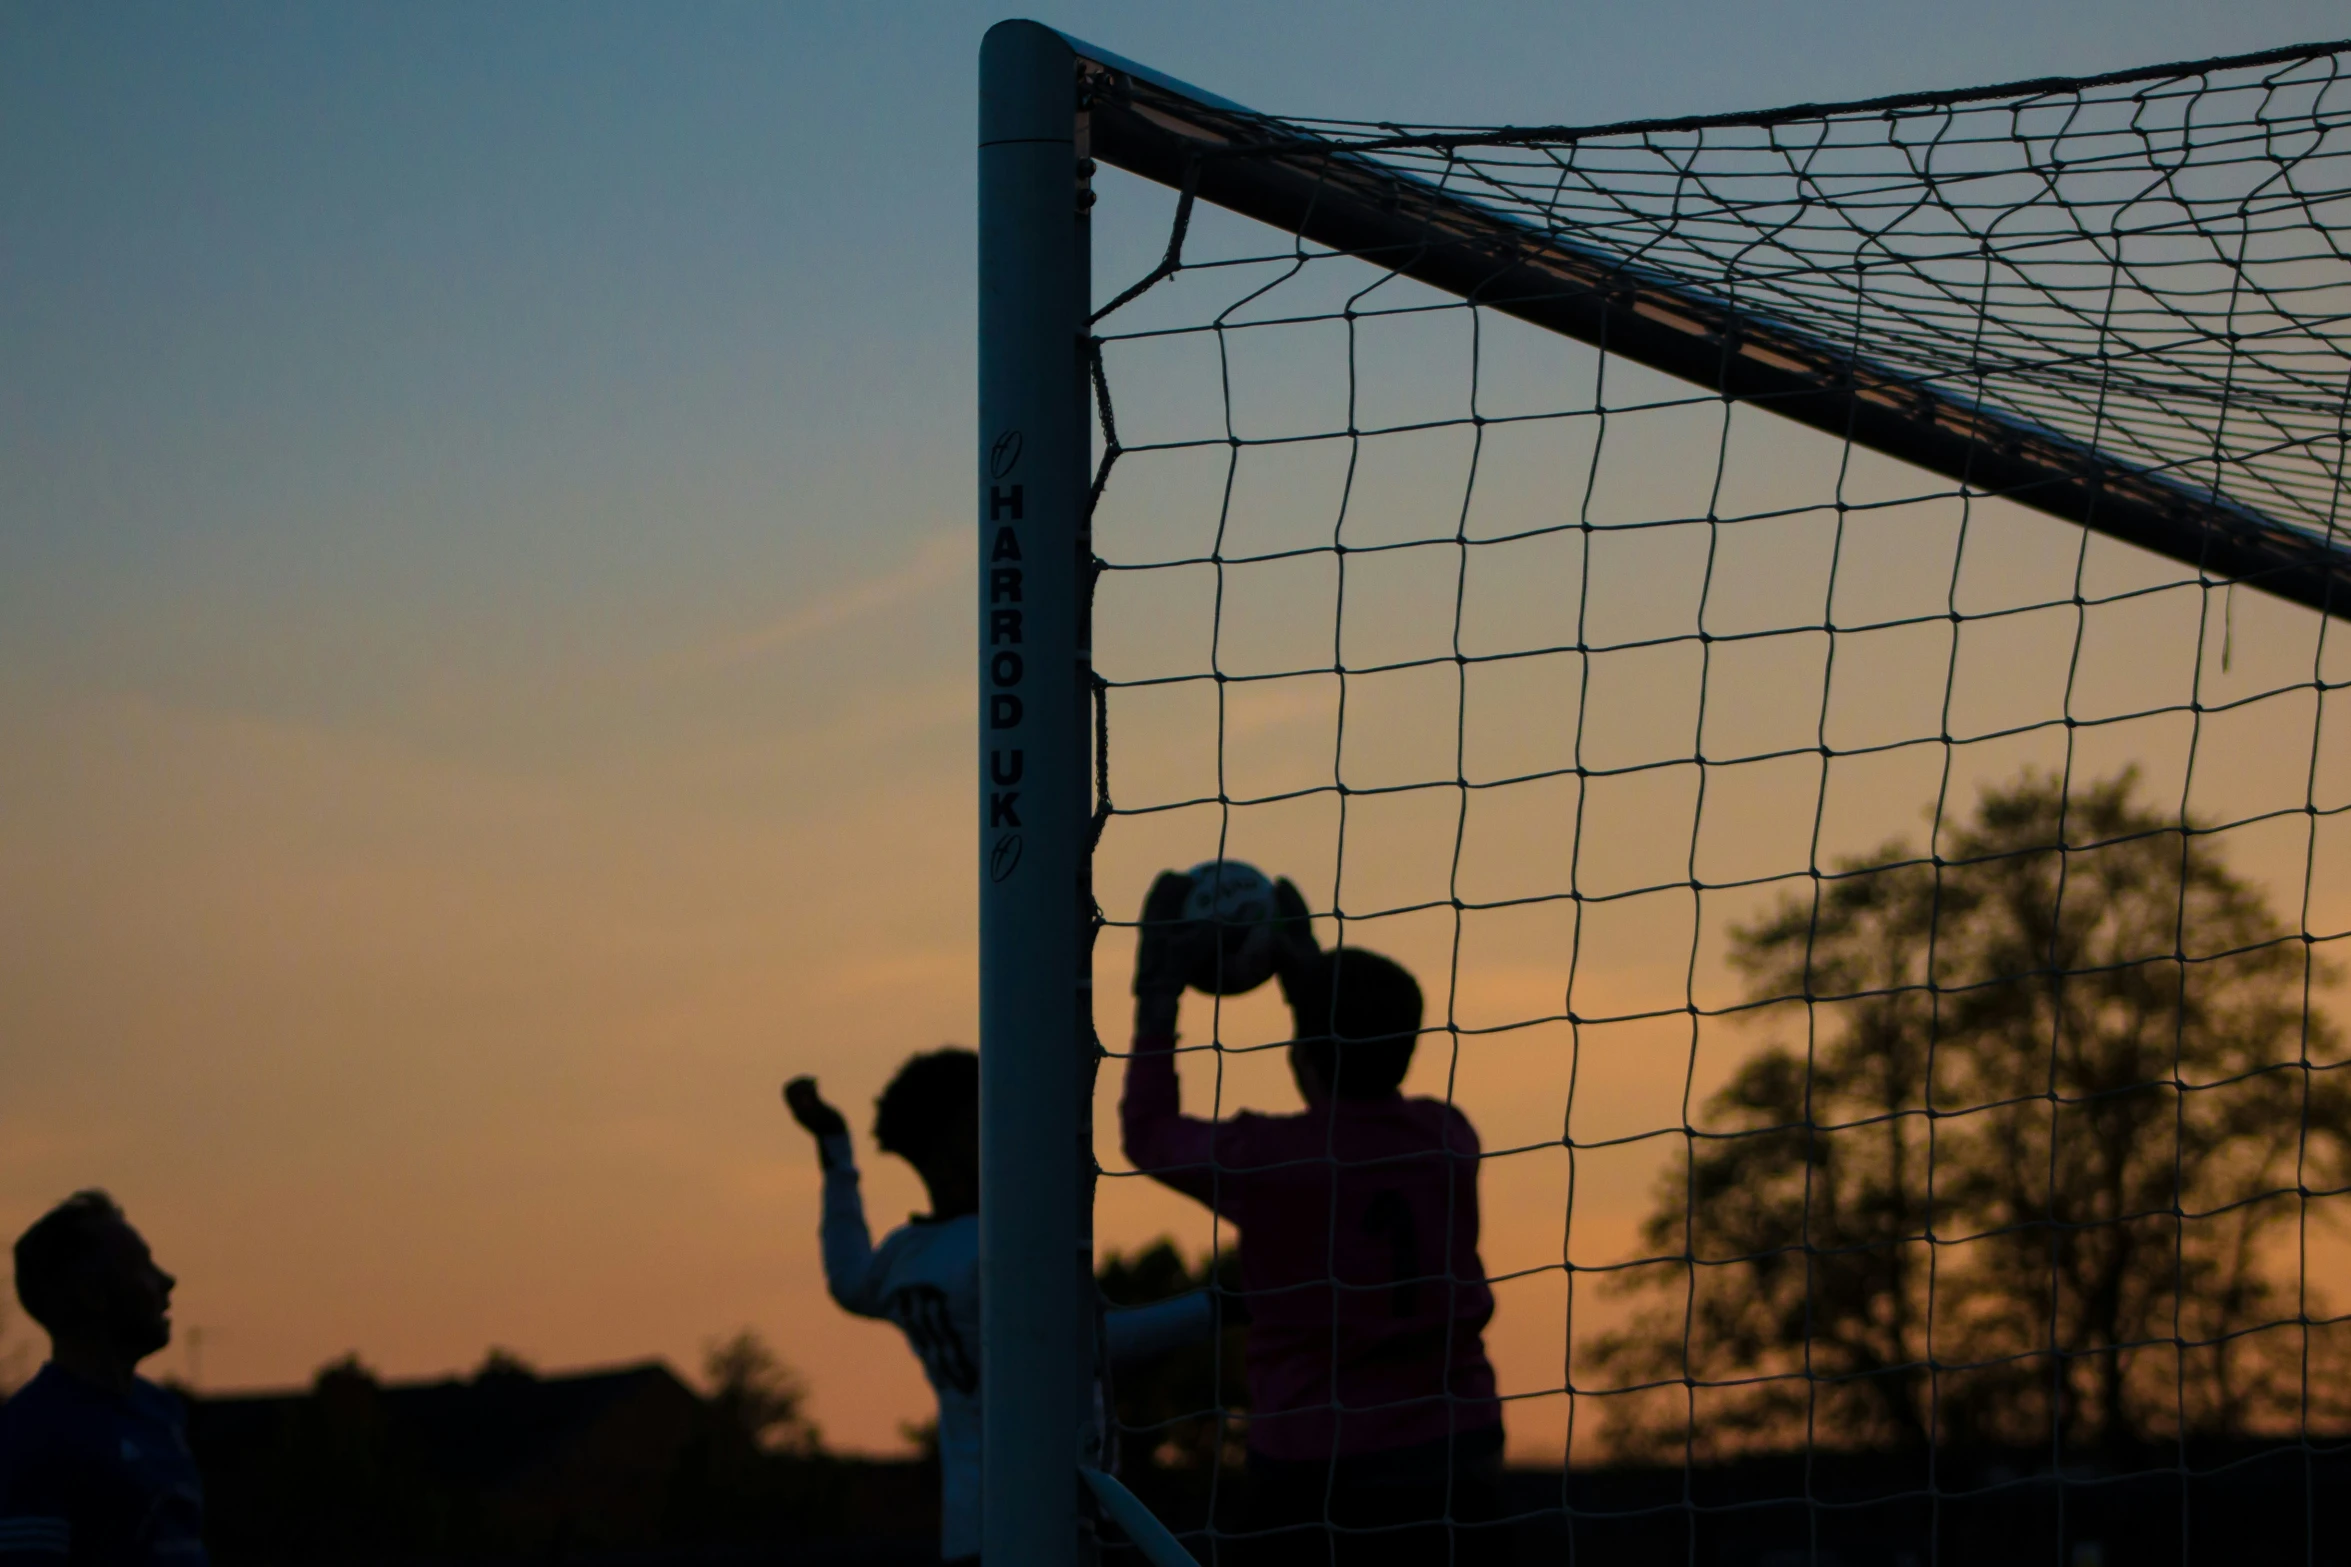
[{"x1": 1122, "y1": 872, "x2": 1504, "y2": 1565}]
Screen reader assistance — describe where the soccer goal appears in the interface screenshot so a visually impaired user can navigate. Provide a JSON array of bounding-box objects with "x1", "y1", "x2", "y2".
[{"x1": 979, "y1": 21, "x2": 2351, "y2": 1563}]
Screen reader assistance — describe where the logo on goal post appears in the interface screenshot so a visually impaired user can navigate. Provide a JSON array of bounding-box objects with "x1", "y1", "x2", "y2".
[
  {"x1": 989, "y1": 832, "x2": 1023, "y2": 883},
  {"x1": 990, "y1": 427, "x2": 1023, "y2": 480}
]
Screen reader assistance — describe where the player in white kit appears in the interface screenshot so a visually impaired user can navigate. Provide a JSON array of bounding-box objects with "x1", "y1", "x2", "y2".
[
  {"x1": 788, "y1": 1049, "x2": 1215, "y2": 1564},
  {"x1": 786, "y1": 1051, "x2": 983, "y2": 1564}
]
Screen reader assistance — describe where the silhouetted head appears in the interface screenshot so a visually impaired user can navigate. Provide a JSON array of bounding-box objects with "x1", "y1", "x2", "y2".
[
  {"x1": 876, "y1": 1049, "x2": 980, "y2": 1218},
  {"x1": 13, "y1": 1190, "x2": 175, "y2": 1362},
  {"x1": 1285, "y1": 948, "x2": 1423, "y2": 1103},
  {"x1": 875, "y1": 1048, "x2": 979, "y2": 1162}
]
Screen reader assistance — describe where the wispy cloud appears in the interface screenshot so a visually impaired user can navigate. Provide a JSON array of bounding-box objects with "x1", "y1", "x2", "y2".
[{"x1": 682, "y1": 533, "x2": 963, "y2": 674}]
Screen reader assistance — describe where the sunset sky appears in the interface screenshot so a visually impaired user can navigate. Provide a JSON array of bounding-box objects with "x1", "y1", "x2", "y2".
[{"x1": 5, "y1": 0, "x2": 2347, "y2": 1456}]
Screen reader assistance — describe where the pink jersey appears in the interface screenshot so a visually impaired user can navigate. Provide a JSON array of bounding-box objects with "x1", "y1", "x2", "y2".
[{"x1": 1121, "y1": 1030, "x2": 1502, "y2": 1461}]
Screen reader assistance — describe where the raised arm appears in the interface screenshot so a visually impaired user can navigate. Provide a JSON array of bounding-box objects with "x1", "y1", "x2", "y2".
[
  {"x1": 784, "y1": 1077, "x2": 888, "y2": 1317},
  {"x1": 1120, "y1": 871, "x2": 1220, "y2": 1202}
]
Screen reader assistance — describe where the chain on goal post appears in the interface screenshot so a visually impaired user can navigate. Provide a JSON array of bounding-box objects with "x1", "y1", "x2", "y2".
[{"x1": 981, "y1": 21, "x2": 2351, "y2": 1564}]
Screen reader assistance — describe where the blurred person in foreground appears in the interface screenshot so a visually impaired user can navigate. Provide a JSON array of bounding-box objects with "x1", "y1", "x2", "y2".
[
  {"x1": 0, "y1": 1191, "x2": 204, "y2": 1564},
  {"x1": 1123, "y1": 872, "x2": 1505, "y2": 1566}
]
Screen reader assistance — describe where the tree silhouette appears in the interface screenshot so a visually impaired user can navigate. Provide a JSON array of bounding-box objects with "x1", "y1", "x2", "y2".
[
  {"x1": 1590, "y1": 769, "x2": 2351, "y2": 1458},
  {"x1": 703, "y1": 1328, "x2": 820, "y2": 1456}
]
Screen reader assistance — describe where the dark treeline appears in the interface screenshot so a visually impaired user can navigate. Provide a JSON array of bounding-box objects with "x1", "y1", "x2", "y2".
[
  {"x1": 181, "y1": 1336, "x2": 938, "y2": 1564},
  {"x1": 169, "y1": 1286, "x2": 2351, "y2": 1566}
]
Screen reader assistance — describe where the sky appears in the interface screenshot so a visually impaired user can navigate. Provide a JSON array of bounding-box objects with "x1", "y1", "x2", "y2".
[{"x1": 4, "y1": 0, "x2": 2347, "y2": 1456}]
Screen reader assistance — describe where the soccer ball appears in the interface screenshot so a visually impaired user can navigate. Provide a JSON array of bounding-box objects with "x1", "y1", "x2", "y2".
[{"x1": 1182, "y1": 859, "x2": 1282, "y2": 995}]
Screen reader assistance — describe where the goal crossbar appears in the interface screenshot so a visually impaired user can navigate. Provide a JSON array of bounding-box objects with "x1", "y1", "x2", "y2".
[{"x1": 1068, "y1": 32, "x2": 2351, "y2": 621}]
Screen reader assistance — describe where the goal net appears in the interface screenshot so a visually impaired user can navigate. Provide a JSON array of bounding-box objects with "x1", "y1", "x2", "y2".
[{"x1": 984, "y1": 26, "x2": 2351, "y2": 1564}]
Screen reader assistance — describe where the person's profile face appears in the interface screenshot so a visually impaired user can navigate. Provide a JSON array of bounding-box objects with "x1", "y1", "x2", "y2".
[{"x1": 77, "y1": 1218, "x2": 175, "y2": 1360}]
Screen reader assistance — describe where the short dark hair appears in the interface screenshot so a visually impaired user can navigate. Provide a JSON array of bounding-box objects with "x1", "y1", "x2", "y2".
[
  {"x1": 1287, "y1": 948, "x2": 1423, "y2": 1100},
  {"x1": 874, "y1": 1049, "x2": 979, "y2": 1160},
  {"x1": 14, "y1": 1190, "x2": 127, "y2": 1332}
]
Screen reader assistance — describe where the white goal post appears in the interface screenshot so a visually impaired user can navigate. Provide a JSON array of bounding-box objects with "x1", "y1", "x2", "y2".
[{"x1": 977, "y1": 21, "x2": 1099, "y2": 1566}]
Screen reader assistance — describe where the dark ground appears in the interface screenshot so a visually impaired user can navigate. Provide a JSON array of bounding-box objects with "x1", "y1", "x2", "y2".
[
  {"x1": 1107, "y1": 1444, "x2": 2351, "y2": 1567},
  {"x1": 171, "y1": 1358, "x2": 2351, "y2": 1563}
]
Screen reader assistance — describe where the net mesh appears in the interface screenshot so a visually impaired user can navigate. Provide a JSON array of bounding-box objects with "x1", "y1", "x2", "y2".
[{"x1": 1083, "y1": 39, "x2": 2351, "y2": 1562}]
